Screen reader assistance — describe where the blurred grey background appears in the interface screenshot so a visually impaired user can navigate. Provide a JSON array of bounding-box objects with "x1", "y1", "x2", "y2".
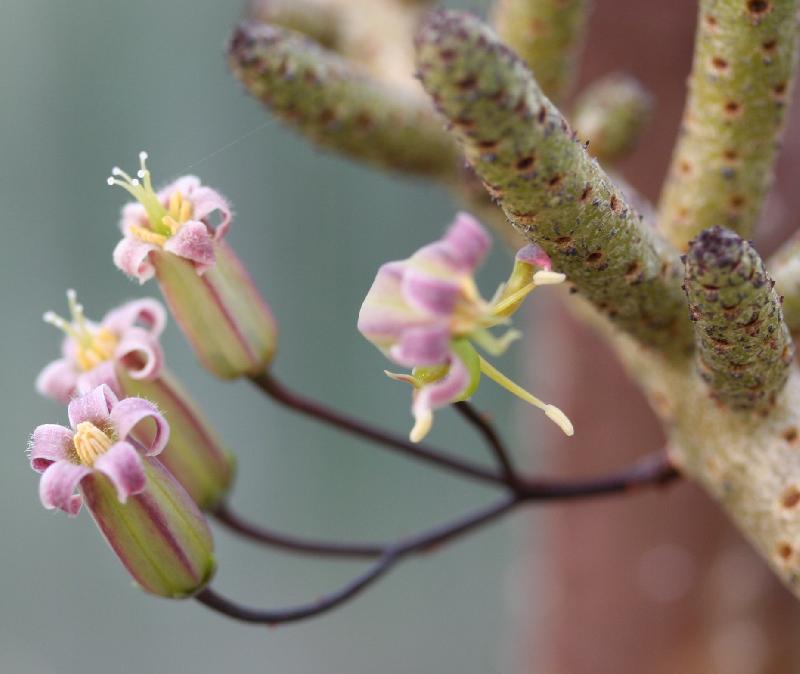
[{"x1": 0, "y1": 1, "x2": 529, "y2": 673}]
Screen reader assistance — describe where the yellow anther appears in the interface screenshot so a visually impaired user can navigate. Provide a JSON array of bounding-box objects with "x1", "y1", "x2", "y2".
[
  {"x1": 162, "y1": 215, "x2": 182, "y2": 236},
  {"x1": 179, "y1": 197, "x2": 193, "y2": 223},
  {"x1": 168, "y1": 191, "x2": 181, "y2": 217},
  {"x1": 74, "y1": 328, "x2": 119, "y2": 372},
  {"x1": 73, "y1": 421, "x2": 114, "y2": 466},
  {"x1": 129, "y1": 225, "x2": 169, "y2": 247}
]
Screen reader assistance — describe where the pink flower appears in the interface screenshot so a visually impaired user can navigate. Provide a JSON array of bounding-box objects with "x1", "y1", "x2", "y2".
[
  {"x1": 37, "y1": 290, "x2": 165, "y2": 404},
  {"x1": 110, "y1": 153, "x2": 231, "y2": 283},
  {"x1": 29, "y1": 385, "x2": 168, "y2": 515},
  {"x1": 107, "y1": 153, "x2": 278, "y2": 380},
  {"x1": 37, "y1": 291, "x2": 235, "y2": 510},
  {"x1": 358, "y1": 212, "x2": 572, "y2": 441}
]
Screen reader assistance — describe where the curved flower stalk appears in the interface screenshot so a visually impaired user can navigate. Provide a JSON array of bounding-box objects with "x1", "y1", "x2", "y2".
[
  {"x1": 37, "y1": 291, "x2": 235, "y2": 510},
  {"x1": 110, "y1": 153, "x2": 278, "y2": 379},
  {"x1": 28, "y1": 385, "x2": 216, "y2": 598},
  {"x1": 358, "y1": 212, "x2": 572, "y2": 442}
]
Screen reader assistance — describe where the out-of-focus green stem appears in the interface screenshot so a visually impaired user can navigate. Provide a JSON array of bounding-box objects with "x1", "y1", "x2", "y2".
[
  {"x1": 491, "y1": 0, "x2": 591, "y2": 102},
  {"x1": 572, "y1": 73, "x2": 653, "y2": 164},
  {"x1": 658, "y1": 0, "x2": 799, "y2": 250},
  {"x1": 227, "y1": 21, "x2": 459, "y2": 177}
]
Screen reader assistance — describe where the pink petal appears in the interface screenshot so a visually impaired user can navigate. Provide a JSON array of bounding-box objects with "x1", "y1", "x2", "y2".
[
  {"x1": 412, "y1": 351, "x2": 471, "y2": 417},
  {"x1": 401, "y1": 269, "x2": 460, "y2": 317},
  {"x1": 75, "y1": 361, "x2": 122, "y2": 398},
  {"x1": 163, "y1": 220, "x2": 215, "y2": 274},
  {"x1": 39, "y1": 460, "x2": 90, "y2": 515},
  {"x1": 68, "y1": 385, "x2": 118, "y2": 429},
  {"x1": 101, "y1": 298, "x2": 167, "y2": 338},
  {"x1": 389, "y1": 324, "x2": 451, "y2": 367},
  {"x1": 113, "y1": 235, "x2": 157, "y2": 284},
  {"x1": 120, "y1": 202, "x2": 147, "y2": 234},
  {"x1": 29, "y1": 424, "x2": 74, "y2": 472},
  {"x1": 158, "y1": 175, "x2": 201, "y2": 203},
  {"x1": 114, "y1": 327, "x2": 164, "y2": 381},
  {"x1": 190, "y1": 186, "x2": 232, "y2": 238},
  {"x1": 441, "y1": 212, "x2": 491, "y2": 271},
  {"x1": 35, "y1": 358, "x2": 79, "y2": 404},
  {"x1": 93, "y1": 441, "x2": 146, "y2": 503},
  {"x1": 516, "y1": 243, "x2": 552, "y2": 270},
  {"x1": 110, "y1": 397, "x2": 169, "y2": 456}
]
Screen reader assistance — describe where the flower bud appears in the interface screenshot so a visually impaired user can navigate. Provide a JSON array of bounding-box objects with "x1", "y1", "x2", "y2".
[{"x1": 109, "y1": 153, "x2": 278, "y2": 379}]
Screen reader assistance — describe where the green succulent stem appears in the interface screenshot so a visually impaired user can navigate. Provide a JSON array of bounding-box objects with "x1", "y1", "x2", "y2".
[
  {"x1": 770, "y1": 233, "x2": 800, "y2": 333},
  {"x1": 683, "y1": 226, "x2": 794, "y2": 410},
  {"x1": 658, "y1": 0, "x2": 799, "y2": 250},
  {"x1": 491, "y1": 0, "x2": 591, "y2": 103},
  {"x1": 415, "y1": 9, "x2": 692, "y2": 357},
  {"x1": 247, "y1": 0, "x2": 342, "y2": 49},
  {"x1": 227, "y1": 22, "x2": 459, "y2": 177},
  {"x1": 572, "y1": 73, "x2": 653, "y2": 164}
]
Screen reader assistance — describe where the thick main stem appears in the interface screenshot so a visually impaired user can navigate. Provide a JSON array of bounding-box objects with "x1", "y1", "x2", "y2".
[{"x1": 414, "y1": 10, "x2": 693, "y2": 357}]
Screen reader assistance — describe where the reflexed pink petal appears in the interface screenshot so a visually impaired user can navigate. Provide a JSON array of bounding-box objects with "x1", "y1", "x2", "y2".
[
  {"x1": 389, "y1": 324, "x2": 450, "y2": 367},
  {"x1": 68, "y1": 385, "x2": 118, "y2": 429},
  {"x1": 29, "y1": 424, "x2": 74, "y2": 472},
  {"x1": 113, "y1": 236, "x2": 157, "y2": 284},
  {"x1": 75, "y1": 361, "x2": 121, "y2": 398},
  {"x1": 158, "y1": 175, "x2": 201, "y2": 203},
  {"x1": 93, "y1": 442, "x2": 146, "y2": 503},
  {"x1": 190, "y1": 186, "x2": 232, "y2": 238},
  {"x1": 114, "y1": 327, "x2": 164, "y2": 380},
  {"x1": 102, "y1": 298, "x2": 167, "y2": 338},
  {"x1": 35, "y1": 358, "x2": 79, "y2": 404},
  {"x1": 516, "y1": 243, "x2": 552, "y2": 270},
  {"x1": 110, "y1": 397, "x2": 169, "y2": 456},
  {"x1": 163, "y1": 220, "x2": 215, "y2": 273},
  {"x1": 39, "y1": 460, "x2": 90, "y2": 515},
  {"x1": 402, "y1": 269, "x2": 460, "y2": 317},
  {"x1": 441, "y1": 212, "x2": 491, "y2": 270},
  {"x1": 412, "y1": 351, "x2": 471, "y2": 417}
]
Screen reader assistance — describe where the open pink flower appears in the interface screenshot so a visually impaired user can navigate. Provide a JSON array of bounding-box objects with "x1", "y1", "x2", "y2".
[
  {"x1": 358, "y1": 212, "x2": 572, "y2": 441},
  {"x1": 29, "y1": 385, "x2": 168, "y2": 515},
  {"x1": 107, "y1": 153, "x2": 278, "y2": 380},
  {"x1": 110, "y1": 153, "x2": 231, "y2": 283},
  {"x1": 36, "y1": 291, "x2": 165, "y2": 404}
]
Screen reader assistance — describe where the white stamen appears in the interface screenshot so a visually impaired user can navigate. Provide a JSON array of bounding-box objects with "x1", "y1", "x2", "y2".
[
  {"x1": 139, "y1": 151, "x2": 149, "y2": 161},
  {"x1": 137, "y1": 169, "x2": 146, "y2": 178},
  {"x1": 131, "y1": 178, "x2": 140, "y2": 186},
  {"x1": 545, "y1": 405, "x2": 574, "y2": 436},
  {"x1": 111, "y1": 167, "x2": 123, "y2": 175},
  {"x1": 533, "y1": 271, "x2": 566, "y2": 285},
  {"x1": 106, "y1": 177, "x2": 115, "y2": 186}
]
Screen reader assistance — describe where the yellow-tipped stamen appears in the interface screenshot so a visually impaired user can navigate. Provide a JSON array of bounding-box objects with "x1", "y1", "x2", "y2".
[
  {"x1": 478, "y1": 356, "x2": 574, "y2": 436},
  {"x1": 409, "y1": 409, "x2": 433, "y2": 443},
  {"x1": 43, "y1": 291, "x2": 120, "y2": 372},
  {"x1": 179, "y1": 197, "x2": 192, "y2": 223},
  {"x1": 162, "y1": 215, "x2": 182, "y2": 236},
  {"x1": 128, "y1": 225, "x2": 168, "y2": 247},
  {"x1": 491, "y1": 282, "x2": 536, "y2": 316},
  {"x1": 470, "y1": 327, "x2": 522, "y2": 356},
  {"x1": 73, "y1": 421, "x2": 114, "y2": 466}
]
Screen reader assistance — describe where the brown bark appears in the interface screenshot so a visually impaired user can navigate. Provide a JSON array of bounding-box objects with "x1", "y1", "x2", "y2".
[{"x1": 520, "y1": 2, "x2": 800, "y2": 672}]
